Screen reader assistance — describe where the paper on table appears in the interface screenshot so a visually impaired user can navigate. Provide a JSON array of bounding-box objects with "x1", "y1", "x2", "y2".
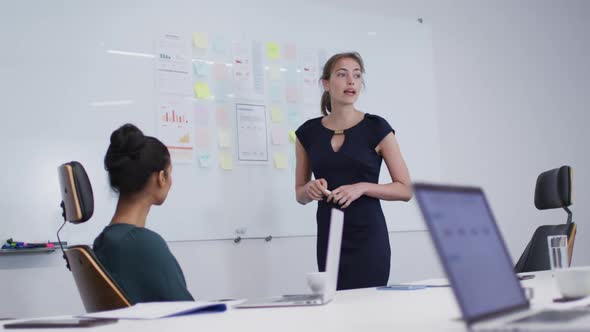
[{"x1": 80, "y1": 301, "x2": 226, "y2": 320}]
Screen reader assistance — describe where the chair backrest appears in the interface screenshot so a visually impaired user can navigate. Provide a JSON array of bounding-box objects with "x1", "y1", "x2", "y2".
[
  {"x1": 58, "y1": 161, "x2": 131, "y2": 312},
  {"x1": 534, "y1": 165, "x2": 573, "y2": 211},
  {"x1": 57, "y1": 161, "x2": 94, "y2": 224},
  {"x1": 514, "y1": 165, "x2": 576, "y2": 273},
  {"x1": 65, "y1": 245, "x2": 131, "y2": 313}
]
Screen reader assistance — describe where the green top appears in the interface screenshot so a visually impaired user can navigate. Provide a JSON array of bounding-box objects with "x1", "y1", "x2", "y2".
[{"x1": 93, "y1": 223, "x2": 194, "y2": 304}]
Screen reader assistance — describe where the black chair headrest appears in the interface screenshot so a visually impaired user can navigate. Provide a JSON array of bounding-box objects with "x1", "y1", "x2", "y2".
[
  {"x1": 534, "y1": 165, "x2": 572, "y2": 210},
  {"x1": 58, "y1": 161, "x2": 94, "y2": 224}
]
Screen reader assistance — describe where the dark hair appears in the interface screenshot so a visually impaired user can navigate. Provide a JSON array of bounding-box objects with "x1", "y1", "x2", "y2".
[
  {"x1": 104, "y1": 124, "x2": 170, "y2": 195},
  {"x1": 320, "y1": 52, "x2": 366, "y2": 116}
]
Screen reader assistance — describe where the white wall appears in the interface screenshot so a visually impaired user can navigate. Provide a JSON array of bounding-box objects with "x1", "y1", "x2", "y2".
[
  {"x1": 0, "y1": 232, "x2": 439, "y2": 318},
  {"x1": 1, "y1": 0, "x2": 589, "y2": 318}
]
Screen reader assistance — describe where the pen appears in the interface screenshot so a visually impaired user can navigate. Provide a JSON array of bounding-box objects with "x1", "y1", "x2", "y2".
[
  {"x1": 379, "y1": 284, "x2": 450, "y2": 289},
  {"x1": 378, "y1": 285, "x2": 428, "y2": 290}
]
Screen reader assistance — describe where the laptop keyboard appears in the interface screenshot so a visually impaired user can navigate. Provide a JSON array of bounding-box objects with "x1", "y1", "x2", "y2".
[{"x1": 511, "y1": 309, "x2": 590, "y2": 324}]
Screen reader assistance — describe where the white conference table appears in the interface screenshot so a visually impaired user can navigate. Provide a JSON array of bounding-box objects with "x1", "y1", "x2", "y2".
[{"x1": 3, "y1": 271, "x2": 569, "y2": 332}]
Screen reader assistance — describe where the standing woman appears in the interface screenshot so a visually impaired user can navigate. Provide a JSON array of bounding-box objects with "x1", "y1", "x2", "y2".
[{"x1": 295, "y1": 52, "x2": 412, "y2": 290}]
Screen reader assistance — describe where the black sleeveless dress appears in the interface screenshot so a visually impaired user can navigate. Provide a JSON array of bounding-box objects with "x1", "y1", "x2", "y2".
[{"x1": 296, "y1": 113, "x2": 394, "y2": 290}]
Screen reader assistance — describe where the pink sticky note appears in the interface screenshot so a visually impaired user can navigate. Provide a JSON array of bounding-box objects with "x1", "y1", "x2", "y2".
[
  {"x1": 195, "y1": 127, "x2": 210, "y2": 148},
  {"x1": 286, "y1": 85, "x2": 298, "y2": 103},
  {"x1": 194, "y1": 104, "x2": 210, "y2": 126},
  {"x1": 271, "y1": 125, "x2": 287, "y2": 145},
  {"x1": 213, "y1": 63, "x2": 228, "y2": 80},
  {"x1": 284, "y1": 44, "x2": 296, "y2": 61},
  {"x1": 216, "y1": 107, "x2": 230, "y2": 128}
]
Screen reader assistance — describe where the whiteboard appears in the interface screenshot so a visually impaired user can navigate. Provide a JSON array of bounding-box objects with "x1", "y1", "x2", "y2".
[{"x1": 0, "y1": 0, "x2": 439, "y2": 244}]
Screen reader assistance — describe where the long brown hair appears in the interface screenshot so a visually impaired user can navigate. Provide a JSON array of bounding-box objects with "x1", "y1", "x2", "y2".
[{"x1": 320, "y1": 52, "x2": 365, "y2": 116}]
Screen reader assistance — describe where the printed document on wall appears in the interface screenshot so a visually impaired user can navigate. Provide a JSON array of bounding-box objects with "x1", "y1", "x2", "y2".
[
  {"x1": 301, "y1": 49, "x2": 321, "y2": 104},
  {"x1": 232, "y1": 41, "x2": 254, "y2": 98},
  {"x1": 157, "y1": 95, "x2": 194, "y2": 163},
  {"x1": 236, "y1": 103, "x2": 268, "y2": 162},
  {"x1": 156, "y1": 34, "x2": 192, "y2": 95}
]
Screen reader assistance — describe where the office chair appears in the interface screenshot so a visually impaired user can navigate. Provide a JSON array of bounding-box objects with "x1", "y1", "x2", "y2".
[
  {"x1": 514, "y1": 166, "x2": 576, "y2": 273},
  {"x1": 57, "y1": 161, "x2": 131, "y2": 312}
]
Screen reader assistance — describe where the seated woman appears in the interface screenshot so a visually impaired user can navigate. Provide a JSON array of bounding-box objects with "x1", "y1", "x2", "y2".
[{"x1": 93, "y1": 123, "x2": 194, "y2": 304}]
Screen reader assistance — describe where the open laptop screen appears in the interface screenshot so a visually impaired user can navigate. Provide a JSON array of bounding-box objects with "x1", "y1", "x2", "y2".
[{"x1": 415, "y1": 184, "x2": 528, "y2": 323}]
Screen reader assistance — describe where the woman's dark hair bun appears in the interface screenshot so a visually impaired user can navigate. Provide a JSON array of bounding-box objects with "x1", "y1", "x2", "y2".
[
  {"x1": 104, "y1": 123, "x2": 170, "y2": 194},
  {"x1": 108, "y1": 124, "x2": 146, "y2": 158}
]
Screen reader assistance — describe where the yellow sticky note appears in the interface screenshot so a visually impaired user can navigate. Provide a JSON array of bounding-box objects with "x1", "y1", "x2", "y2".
[
  {"x1": 192, "y1": 32, "x2": 208, "y2": 49},
  {"x1": 266, "y1": 42, "x2": 280, "y2": 59},
  {"x1": 289, "y1": 130, "x2": 296, "y2": 143},
  {"x1": 274, "y1": 154, "x2": 288, "y2": 169},
  {"x1": 193, "y1": 83, "x2": 211, "y2": 99},
  {"x1": 219, "y1": 152, "x2": 233, "y2": 170},
  {"x1": 218, "y1": 130, "x2": 232, "y2": 148},
  {"x1": 271, "y1": 106, "x2": 283, "y2": 123}
]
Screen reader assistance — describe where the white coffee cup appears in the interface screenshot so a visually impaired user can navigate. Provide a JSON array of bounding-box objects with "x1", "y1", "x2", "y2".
[
  {"x1": 555, "y1": 266, "x2": 590, "y2": 299},
  {"x1": 306, "y1": 272, "x2": 327, "y2": 294}
]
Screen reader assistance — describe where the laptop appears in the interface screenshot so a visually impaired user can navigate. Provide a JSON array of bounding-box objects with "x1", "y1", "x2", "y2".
[
  {"x1": 236, "y1": 208, "x2": 344, "y2": 308},
  {"x1": 414, "y1": 183, "x2": 590, "y2": 331}
]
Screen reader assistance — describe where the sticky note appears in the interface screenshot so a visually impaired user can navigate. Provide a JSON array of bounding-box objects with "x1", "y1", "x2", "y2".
[
  {"x1": 192, "y1": 32, "x2": 208, "y2": 49},
  {"x1": 195, "y1": 127, "x2": 209, "y2": 148},
  {"x1": 193, "y1": 83, "x2": 211, "y2": 99},
  {"x1": 193, "y1": 62, "x2": 210, "y2": 77},
  {"x1": 284, "y1": 44, "x2": 296, "y2": 61},
  {"x1": 269, "y1": 65, "x2": 281, "y2": 80},
  {"x1": 286, "y1": 85, "x2": 298, "y2": 103},
  {"x1": 213, "y1": 63, "x2": 228, "y2": 80},
  {"x1": 266, "y1": 42, "x2": 280, "y2": 59},
  {"x1": 212, "y1": 38, "x2": 227, "y2": 54},
  {"x1": 194, "y1": 104, "x2": 209, "y2": 126},
  {"x1": 216, "y1": 107, "x2": 230, "y2": 128},
  {"x1": 271, "y1": 126, "x2": 287, "y2": 145},
  {"x1": 198, "y1": 151, "x2": 211, "y2": 168},
  {"x1": 269, "y1": 83, "x2": 282, "y2": 101},
  {"x1": 218, "y1": 129, "x2": 232, "y2": 148},
  {"x1": 214, "y1": 83, "x2": 231, "y2": 102},
  {"x1": 286, "y1": 64, "x2": 298, "y2": 82},
  {"x1": 287, "y1": 107, "x2": 301, "y2": 126},
  {"x1": 220, "y1": 152, "x2": 233, "y2": 170},
  {"x1": 289, "y1": 130, "x2": 296, "y2": 143},
  {"x1": 271, "y1": 106, "x2": 283, "y2": 123},
  {"x1": 274, "y1": 153, "x2": 287, "y2": 169}
]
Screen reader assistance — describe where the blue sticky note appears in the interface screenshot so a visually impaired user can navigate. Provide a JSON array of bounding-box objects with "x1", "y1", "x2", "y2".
[
  {"x1": 214, "y1": 83, "x2": 232, "y2": 102},
  {"x1": 287, "y1": 107, "x2": 302, "y2": 126},
  {"x1": 286, "y1": 64, "x2": 298, "y2": 82},
  {"x1": 193, "y1": 62, "x2": 210, "y2": 77},
  {"x1": 212, "y1": 38, "x2": 227, "y2": 54},
  {"x1": 269, "y1": 83, "x2": 282, "y2": 102}
]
